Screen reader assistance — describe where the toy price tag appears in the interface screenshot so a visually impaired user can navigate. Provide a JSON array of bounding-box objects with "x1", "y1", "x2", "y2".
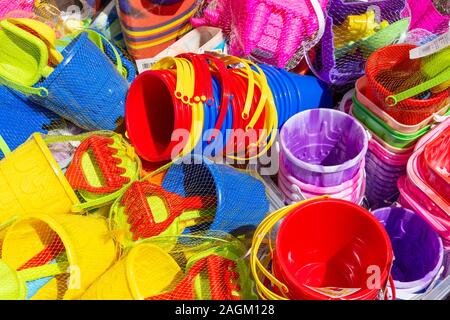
[
  {"x1": 304, "y1": 285, "x2": 362, "y2": 299},
  {"x1": 409, "y1": 30, "x2": 450, "y2": 59}
]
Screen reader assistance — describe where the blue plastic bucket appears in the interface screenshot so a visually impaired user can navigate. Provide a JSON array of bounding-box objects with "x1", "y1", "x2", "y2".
[
  {"x1": 31, "y1": 32, "x2": 128, "y2": 130},
  {"x1": 256, "y1": 64, "x2": 288, "y2": 125},
  {"x1": 0, "y1": 85, "x2": 59, "y2": 158},
  {"x1": 162, "y1": 155, "x2": 269, "y2": 234},
  {"x1": 258, "y1": 64, "x2": 333, "y2": 126},
  {"x1": 203, "y1": 77, "x2": 233, "y2": 156}
]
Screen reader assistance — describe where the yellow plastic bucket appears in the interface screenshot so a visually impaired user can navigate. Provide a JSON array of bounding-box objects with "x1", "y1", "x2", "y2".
[
  {"x1": 0, "y1": 133, "x2": 79, "y2": 224},
  {"x1": 81, "y1": 243, "x2": 181, "y2": 300},
  {"x1": 1, "y1": 213, "x2": 117, "y2": 300}
]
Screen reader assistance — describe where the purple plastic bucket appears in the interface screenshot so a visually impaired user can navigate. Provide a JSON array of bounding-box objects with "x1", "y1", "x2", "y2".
[
  {"x1": 280, "y1": 109, "x2": 368, "y2": 187},
  {"x1": 373, "y1": 207, "x2": 444, "y2": 294},
  {"x1": 366, "y1": 151, "x2": 407, "y2": 175}
]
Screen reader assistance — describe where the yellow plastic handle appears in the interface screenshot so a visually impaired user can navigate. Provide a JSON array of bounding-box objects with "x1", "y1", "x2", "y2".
[
  {"x1": 152, "y1": 57, "x2": 195, "y2": 104},
  {"x1": 226, "y1": 63, "x2": 278, "y2": 161},
  {"x1": 250, "y1": 197, "x2": 329, "y2": 300},
  {"x1": 221, "y1": 56, "x2": 255, "y2": 120}
]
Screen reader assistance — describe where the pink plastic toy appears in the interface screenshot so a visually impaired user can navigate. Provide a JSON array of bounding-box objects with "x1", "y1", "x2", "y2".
[
  {"x1": 0, "y1": 0, "x2": 34, "y2": 18},
  {"x1": 398, "y1": 176, "x2": 450, "y2": 249},
  {"x1": 407, "y1": 0, "x2": 449, "y2": 35},
  {"x1": 368, "y1": 138, "x2": 412, "y2": 167},
  {"x1": 278, "y1": 169, "x2": 365, "y2": 204},
  {"x1": 279, "y1": 153, "x2": 366, "y2": 194},
  {"x1": 192, "y1": 0, "x2": 328, "y2": 68}
]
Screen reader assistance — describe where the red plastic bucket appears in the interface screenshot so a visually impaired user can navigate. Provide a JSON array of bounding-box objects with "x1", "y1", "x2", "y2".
[
  {"x1": 225, "y1": 70, "x2": 267, "y2": 155},
  {"x1": 365, "y1": 44, "x2": 449, "y2": 125},
  {"x1": 125, "y1": 70, "x2": 192, "y2": 162},
  {"x1": 274, "y1": 198, "x2": 393, "y2": 300}
]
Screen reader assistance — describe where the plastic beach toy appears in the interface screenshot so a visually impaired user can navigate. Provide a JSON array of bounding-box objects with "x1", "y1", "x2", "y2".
[
  {"x1": 81, "y1": 243, "x2": 181, "y2": 300},
  {"x1": 250, "y1": 197, "x2": 395, "y2": 300},
  {"x1": 0, "y1": 258, "x2": 69, "y2": 300},
  {"x1": 1, "y1": 213, "x2": 117, "y2": 299},
  {"x1": 111, "y1": 181, "x2": 216, "y2": 245},
  {"x1": 308, "y1": 0, "x2": 408, "y2": 85},
  {"x1": 0, "y1": 85, "x2": 59, "y2": 159},
  {"x1": 161, "y1": 155, "x2": 269, "y2": 234},
  {"x1": 29, "y1": 32, "x2": 128, "y2": 130},
  {"x1": 7, "y1": 18, "x2": 64, "y2": 65},
  {"x1": 65, "y1": 133, "x2": 141, "y2": 203},
  {"x1": 0, "y1": 0, "x2": 34, "y2": 19},
  {"x1": 280, "y1": 109, "x2": 368, "y2": 187},
  {"x1": 276, "y1": 199, "x2": 393, "y2": 300},
  {"x1": 355, "y1": 76, "x2": 450, "y2": 133},
  {"x1": 148, "y1": 247, "x2": 254, "y2": 300},
  {"x1": 352, "y1": 96, "x2": 430, "y2": 148},
  {"x1": 365, "y1": 44, "x2": 449, "y2": 125},
  {"x1": 0, "y1": 19, "x2": 53, "y2": 92},
  {"x1": 0, "y1": 133, "x2": 79, "y2": 225},
  {"x1": 373, "y1": 207, "x2": 444, "y2": 298}
]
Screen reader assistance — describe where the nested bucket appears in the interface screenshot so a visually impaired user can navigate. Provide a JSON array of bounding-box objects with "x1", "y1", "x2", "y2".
[
  {"x1": 373, "y1": 207, "x2": 444, "y2": 297},
  {"x1": 162, "y1": 155, "x2": 269, "y2": 234},
  {"x1": 274, "y1": 198, "x2": 393, "y2": 300},
  {"x1": 280, "y1": 109, "x2": 368, "y2": 187}
]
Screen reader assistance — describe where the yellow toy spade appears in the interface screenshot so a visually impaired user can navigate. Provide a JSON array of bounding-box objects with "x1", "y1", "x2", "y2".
[
  {"x1": 0, "y1": 19, "x2": 53, "y2": 96},
  {"x1": 7, "y1": 18, "x2": 64, "y2": 65}
]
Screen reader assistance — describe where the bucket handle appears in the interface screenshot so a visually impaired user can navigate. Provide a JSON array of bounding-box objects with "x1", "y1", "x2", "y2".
[
  {"x1": 0, "y1": 135, "x2": 11, "y2": 156},
  {"x1": 385, "y1": 68, "x2": 450, "y2": 106},
  {"x1": 250, "y1": 197, "x2": 328, "y2": 300},
  {"x1": 0, "y1": 75, "x2": 48, "y2": 97},
  {"x1": 385, "y1": 274, "x2": 396, "y2": 300},
  {"x1": 84, "y1": 29, "x2": 126, "y2": 78}
]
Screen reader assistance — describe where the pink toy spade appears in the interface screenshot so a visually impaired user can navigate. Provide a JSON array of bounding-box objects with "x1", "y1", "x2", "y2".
[{"x1": 191, "y1": 0, "x2": 328, "y2": 68}]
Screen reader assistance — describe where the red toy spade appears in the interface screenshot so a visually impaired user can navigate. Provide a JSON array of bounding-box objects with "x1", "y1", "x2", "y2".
[
  {"x1": 146, "y1": 254, "x2": 241, "y2": 300},
  {"x1": 121, "y1": 181, "x2": 216, "y2": 240},
  {"x1": 66, "y1": 135, "x2": 131, "y2": 195}
]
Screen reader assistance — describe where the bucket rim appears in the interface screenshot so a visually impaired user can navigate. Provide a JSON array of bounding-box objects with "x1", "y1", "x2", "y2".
[
  {"x1": 31, "y1": 133, "x2": 80, "y2": 207},
  {"x1": 280, "y1": 109, "x2": 368, "y2": 173},
  {"x1": 275, "y1": 198, "x2": 393, "y2": 299},
  {"x1": 372, "y1": 207, "x2": 444, "y2": 290}
]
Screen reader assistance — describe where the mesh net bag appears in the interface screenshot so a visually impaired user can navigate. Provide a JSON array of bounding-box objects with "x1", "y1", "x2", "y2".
[
  {"x1": 365, "y1": 44, "x2": 450, "y2": 125},
  {"x1": 404, "y1": 0, "x2": 449, "y2": 45},
  {"x1": 191, "y1": 0, "x2": 328, "y2": 69},
  {"x1": 109, "y1": 154, "x2": 270, "y2": 249},
  {"x1": 0, "y1": 213, "x2": 118, "y2": 300},
  {"x1": 81, "y1": 231, "x2": 257, "y2": 300},
  {"x1": 0, "y1": 14, "x2": 131, "y2": 131},
  {"x1": 307, "y1": 0, "x2": 410, "y2": 86},
  {"x1": 0, "y1": 0, "x2": 34, "y2": 19}
]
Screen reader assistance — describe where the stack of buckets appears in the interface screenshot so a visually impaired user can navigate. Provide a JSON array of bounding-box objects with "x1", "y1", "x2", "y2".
[
  {"x1": 251, "y1": 198, "x2": 395, "y2": 300},
  {"x1": 352, "y1": 77, "x2": 449, "y2": 207},
  {"x1": 373, "y1": 207, "x2": 444, "y2": 300},
  {"x1": 352, "y1": 44, "x2": 450, "y2": 207},
  {"x1": 115, "y1": 0, "x2": 199, "y2": 59},
  {"x1": 278, "y1": 109, "x2": 368, "y2": 204},
  {"x1": 125, "y1": 54, "x2": 332, "y2": 163},
  {"x1": 398, "y1": 117, "x2": 450, "y2": 250}
]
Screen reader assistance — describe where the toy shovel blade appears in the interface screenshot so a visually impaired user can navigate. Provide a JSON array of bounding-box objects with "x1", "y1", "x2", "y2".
[
  {"x1": 123, "y1": 181, "x2": 215, "y2": 240},
  {"x1": 7, "y1": 18, "x2": 64, "y2": 65}
]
